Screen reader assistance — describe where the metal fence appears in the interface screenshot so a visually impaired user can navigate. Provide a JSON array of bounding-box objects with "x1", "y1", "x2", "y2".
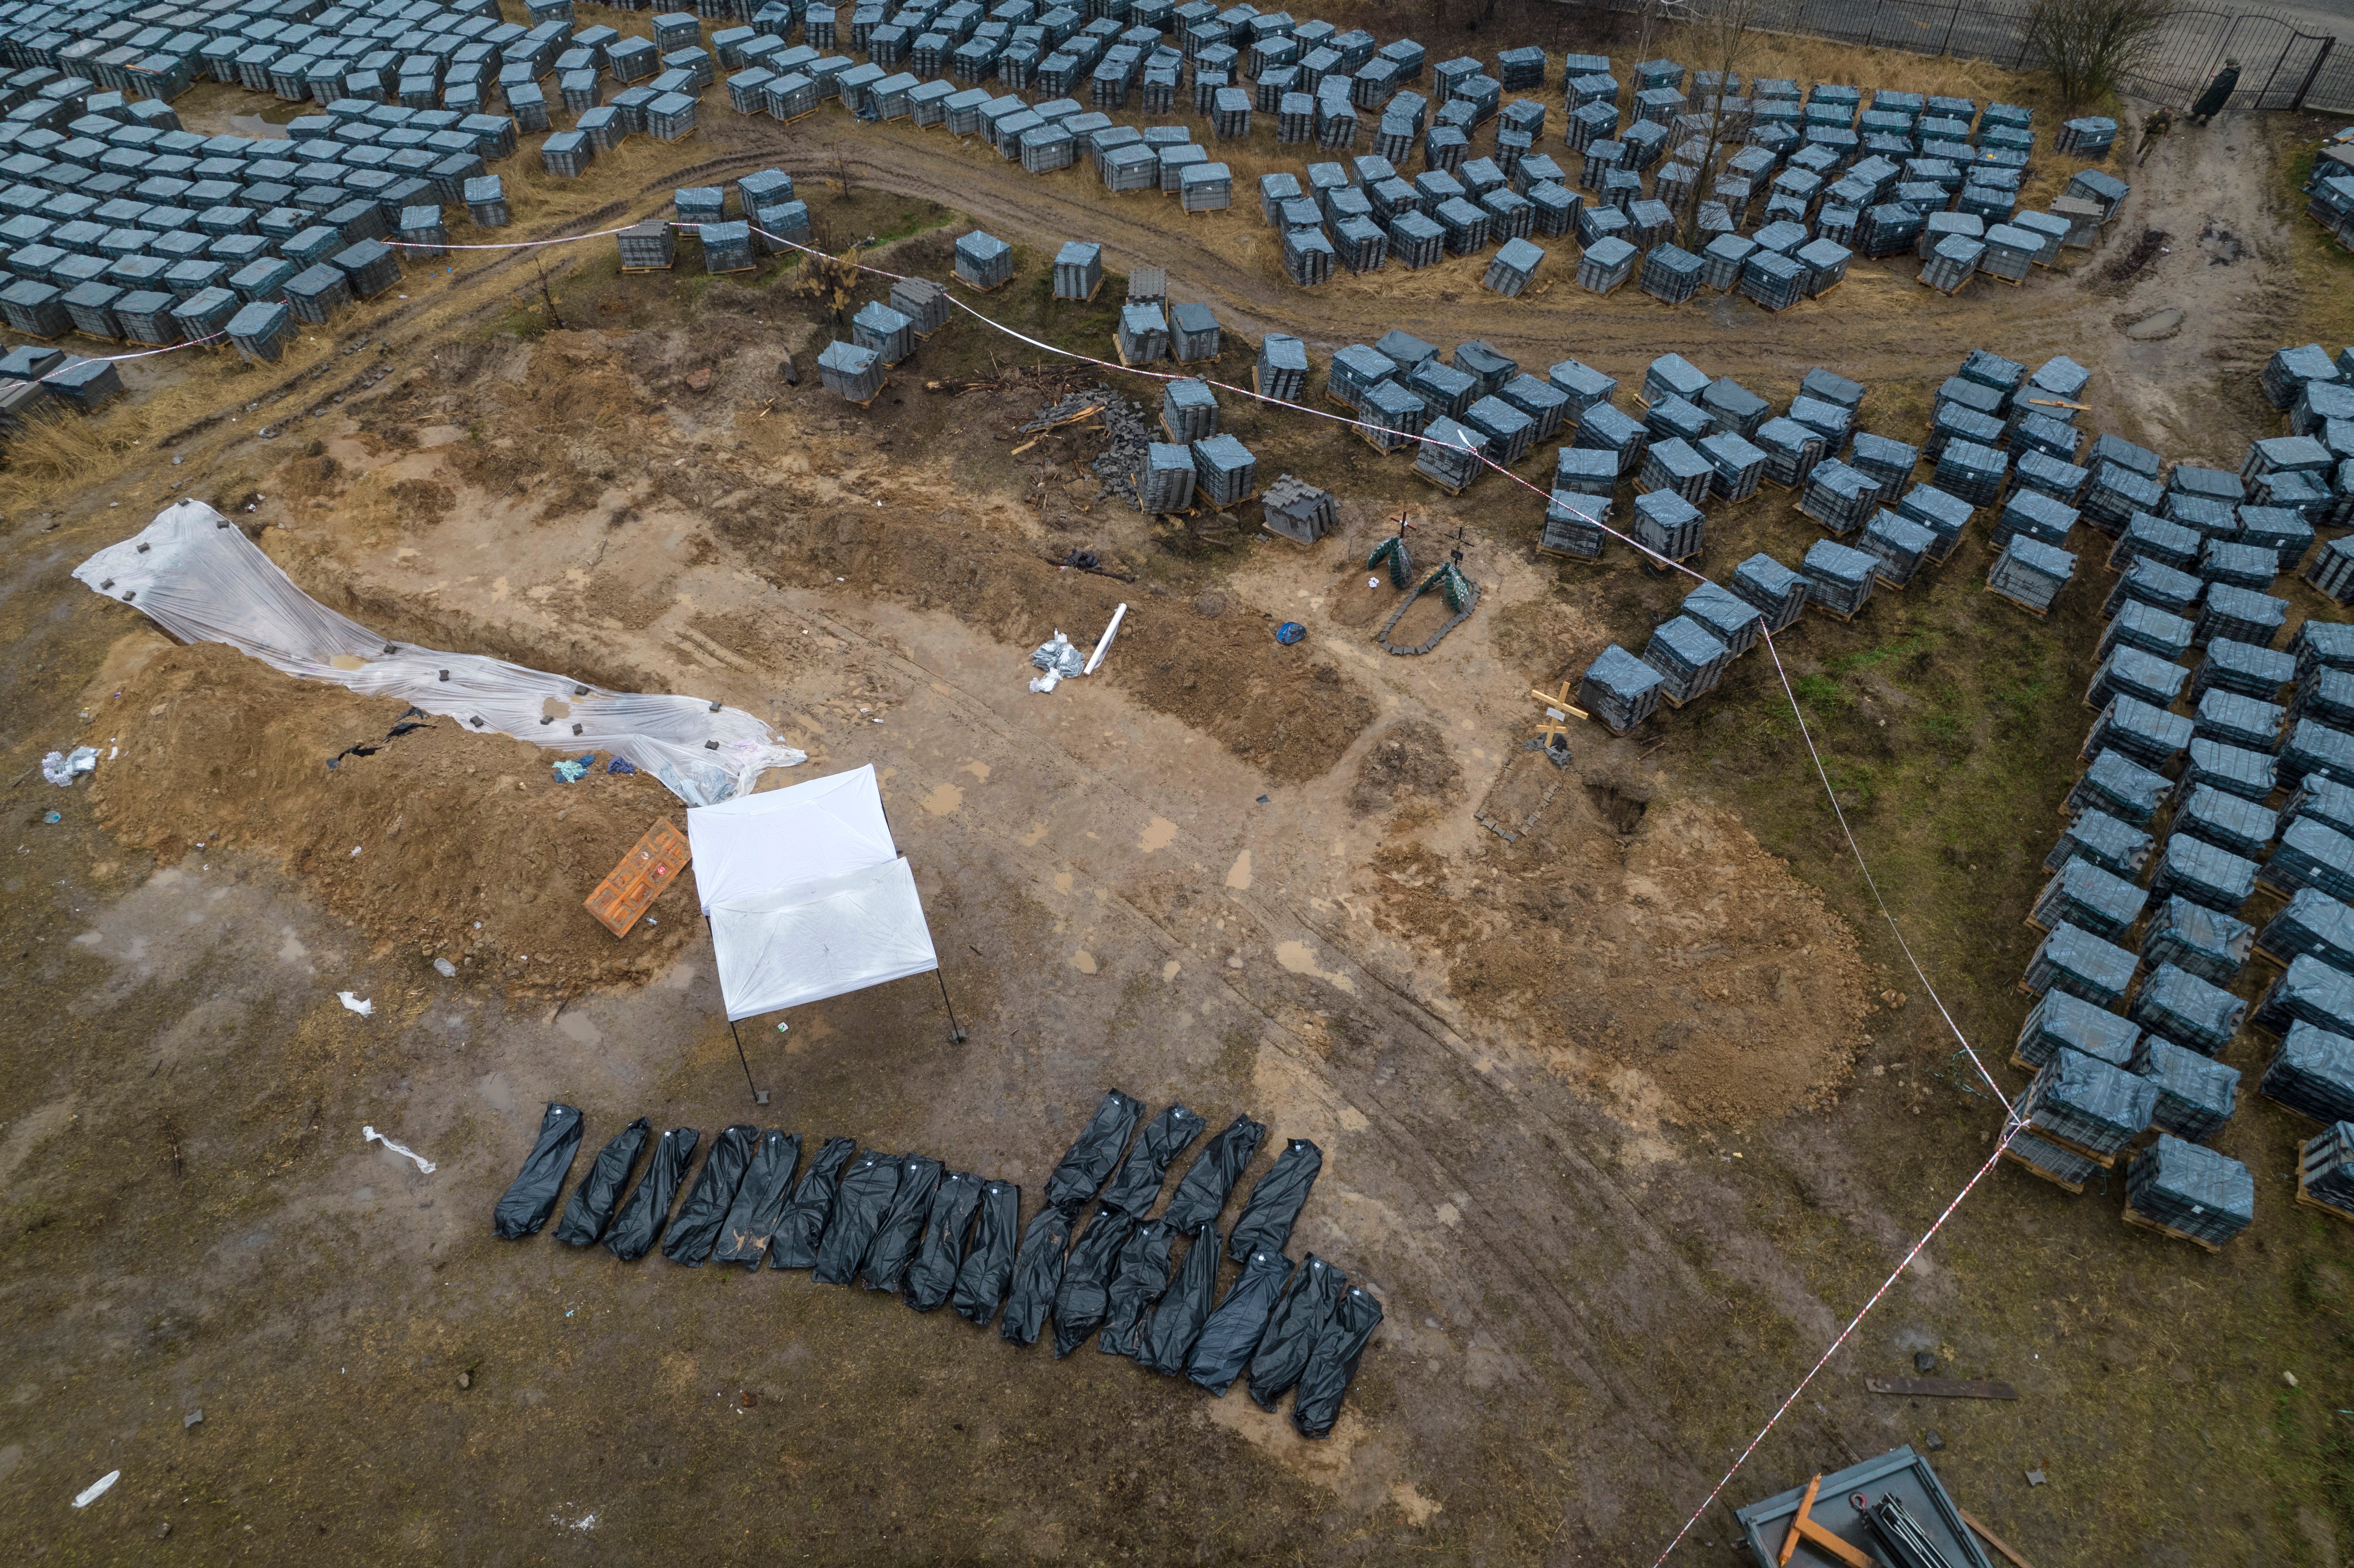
[{"x1": 1606, "y1": 0, "x2": 2352, "y2": 114}]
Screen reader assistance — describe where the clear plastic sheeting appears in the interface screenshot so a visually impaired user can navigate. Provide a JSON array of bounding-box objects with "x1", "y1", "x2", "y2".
[
  {"x1": 686, "y1": 764, "x2": 897, "y2": 915},
  {"x1": 73, "y1": 500, "x2": 808, "y2": 806}
]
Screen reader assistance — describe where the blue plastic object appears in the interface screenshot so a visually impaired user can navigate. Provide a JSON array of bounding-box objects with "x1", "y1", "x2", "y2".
[{"x1": 1276, "y1": 621, "x2": 1305, "y2": 644}]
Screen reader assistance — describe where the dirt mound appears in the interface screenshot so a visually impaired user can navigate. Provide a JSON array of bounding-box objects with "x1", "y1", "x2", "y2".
[
  {"x1": 90, "y1": 640, "x2": 698, "y2": 997},
  {"x1": 1349, "y1": 721, "x2": 1463, "y2": 817},
  {"x1": 1381, "y1": 786, "x2": 1868, "y2": 1126}
]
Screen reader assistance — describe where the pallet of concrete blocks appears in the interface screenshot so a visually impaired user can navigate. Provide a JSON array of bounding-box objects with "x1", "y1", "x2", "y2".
[
  {"x1": 1628, "y1": 242, "x2": 1696, "y2": 305},
  {"x1": 1928, "y1": 437, "x2": 2006, "y2": 507},
  {"x1": 892, "y1": 277, "x2": 949, "y2": 336},
  {"x1": 1158, "y1": 145, "x2": 1209, "y2": 193},
  {"x1": 2053, "y1": 803, "x2": 2157, "y2": 882},
  {"x1": 1354, "y1": 380, "x2": 1427, "y2": 453},
  {"x1": 1467, "y1": 236, "x2": 1539, "y2": 297},
  {"x1": 1639, "y1": 439, "x2": 1713, "y2": 507},
  {"x1": 1211, "y1": 86, "x2": 1252, "y2": 138},
  {"x1": 2125, "y1": 1135, "x2": 2253, "y2": 1251},
  {"x1": 2068, "y1": 748, "x2": 2173, "y2": 828},
  {"x1": 954, "y1": 230, "x2": 1014, "y2": 290},
  {"x1": 1794, "y1": 237, "x2": 1850, "y2": 299},
  {"x1": 2269, "y1": 1020, "x2": 2354, "y2": 1124},
  {"x1": 1136, "y1": 441, "x2": 1197, "y2": 512},
  {"x1": 224, "y1": 299, "x2": 291, "y2": 365},
  {"x1": 1161, "y1": 378, "x2": 1217, "y2": 443},
  {"x1": 1541, "y1": 489, "x2": 1609, "y2": 559},
  {"x1": 542, "y1": 129, "x2": 594, "y2": 178},
  {"x1": 2130, "y1": 958, "x2": 2248, "y2": 1055},
  {"x1": 1631, "y1": 489, "x2": 1705, "y2": 566},
  {"x1": 2004, "y1": 1121, "x2": 2103, "y2": 1191},
  {"x1": 1579, "y1": 644, "x2": 1668, "y2": 734},
  {"x1": 1412, "y1": 416, "x2": 1487, "y2": 493},
  {"x1": 282, "y1": 263, "x2": 351, "y2": 325},
  {"x1": 1751, "y1": 417, "x2": 1825, "y2": 491},
  {"x1": 397, "y1": 206, "x2": 451, "y2": 261},
  {"x1": 1283, "y1": 227, "x2": 1336, "y2": 286},
  {"x1": 2257, "y1": 955, "x2": 2354, "y2": 1042},
  {"x1": 1698, "y1": 234, "x2": 1760, "y2": 295},
  {"x1": 1640, "y1": 614, "x2": 1729, "y2": 706},
  {"x1": 1573, "y1": 236, "x2": 1638, "y2": 297},
  {"x1": 1191, "y1": 434, "x2": 1258, "y2": 507},
  {"x1": 1157, "y1": 301, "x2": 1215, "y2": 365},
  {"x1": 1383, "y1": 212, "x2": 1443, "y2": 269},
  {"x1": 646, "y1": 91, "x2": 699, "y2": 140},
  {"x1": 577, "y1": 106, "x2": 626, "y2": 156},
  {"x1": 1861, "y1": 510, "x2": 1936, "y2": 588},
  {"x1": 1116, "y1": 303, "x2": 1169, "y2": 366},
  {"x1": 1255, "y1": 334, "x2": 1309, "y2": 401},
  {"x1": 1461, "y1": 395, "x2": 1534, "y2": 465},
  {"x1": 1802, "y1": 538, "x2": 1877, "y2": 621},
  {"x1": 2299, "y1": 1122, "x2": 2354, "y2": 1220},
  {"x1": 2053, "y1": 115, "x2": 2117, "y2": 158},
  {"x1": 1798, "y1": 459, "x2": 1877, "y2": 536},
  {"x1": 1262, "y1": 475, "x2": 1337, "y2": 543},
  {"x1": 1719, "y1": 552, "x2": 1804, "y2": 635},
  {"x1": 818, "y1": 339, "x2": 885, "y2": 405},
  {"x1": 1576, "y1": 401, "x2": 1648, "y2": 476},
  {"x1": 2014, "y1": 987, "x2": 2139, "y2": 1073},
  {"x1": 1918, "y1": 235, "x2": 1983, "y2": 294},
  {"x1": 1331, "y1": 216, "x2": 1386, "y2": 273},
  {"x1": 1053, "y1": 241, "x2": 1103, "y2": 302},
  {"x1": 699, "y1": 221, "x2": 754, "y2": 274},
  {"x1": 2262, "y1": 342, "x2": 2341, "y2": 409},
  {"x1": 1019, "y1": 121, "x2": 1075, "y2": 171},
  {"x1": 1739, "y1": 249, "x2": 1807, "y2": 311},
  {"x1": 2084, "y1": 696, "x2": 2192, "y2": 778},
  {"x1": 2203, "y1": 635, "x2": 2298, "y2": 704},
  {"x1": 1172, "y1": 156, "x2": 1233, "y2": 211},
  {"x1": 2133, "y1": 1034, "x2": 2242, "y2": 1142},
  {"x1": 464, "y1": 175, "x2": 509, "y2": 229},
  {"x1": 2021, "y1": 1039, "x2": 2158, "y2": 1164},
  {"x1": 1101, "y1": 141, "x2": 1158, "y2": 193},
  {"x1": 2261, "y1": 815, "x2": 2354, "y2": 905},
  {"x1": 851, "y1": 300, "x2": 916, "y2": 365},
  {"x1": 2088, "y1": 644, "x2": 2189, "y2": 714},
  {"x1": 2195, "y1": 583, "x2": 2289, "y2": 647},
  {"x1": 1701, "y1": 432, "x2": 1769, "y2": 503}
]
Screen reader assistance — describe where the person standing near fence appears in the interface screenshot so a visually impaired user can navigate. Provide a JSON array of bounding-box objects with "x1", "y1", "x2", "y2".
[{"x1": 2189, "y1": 58, "x2": 2241, "y2": 125}]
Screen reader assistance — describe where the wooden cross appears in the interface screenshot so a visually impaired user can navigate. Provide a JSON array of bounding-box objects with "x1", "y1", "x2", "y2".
[{"x1": 1529, "y1": 682, "x2": 1591, "y2": 747}]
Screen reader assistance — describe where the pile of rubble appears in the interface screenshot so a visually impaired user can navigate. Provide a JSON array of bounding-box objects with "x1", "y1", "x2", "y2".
[{"x1": 1022, "y1": 387, "x2": 1158, "y2": 507}]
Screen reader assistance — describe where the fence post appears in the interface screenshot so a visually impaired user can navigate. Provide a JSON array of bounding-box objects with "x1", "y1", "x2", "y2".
[
  {"x1": 2253, "y1": 22, "x2": 2300, "y2": 109},
  {"x1": 2294, "y1": 34, "x2": 2335, "y2": 111},
  {"x1": 1864, "y1": 0, "x2": 1884, "y2": 49},
  {"x1": 1938, "y1": 0, "x2": 1962, "y2": 57}
]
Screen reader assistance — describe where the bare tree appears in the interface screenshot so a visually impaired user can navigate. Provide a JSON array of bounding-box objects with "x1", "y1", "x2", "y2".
[
  {"x1": 1671, "y1": 0, "x2": 1767, "y2": 251},
  {"x1": 2023, "y1": 0, "x2": 2178, "y2": 107}
]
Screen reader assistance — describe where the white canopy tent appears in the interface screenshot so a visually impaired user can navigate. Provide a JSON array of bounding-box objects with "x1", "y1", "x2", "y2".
[{"x1": 685, "y1": 765, "x2": 954, "y2": 1036}]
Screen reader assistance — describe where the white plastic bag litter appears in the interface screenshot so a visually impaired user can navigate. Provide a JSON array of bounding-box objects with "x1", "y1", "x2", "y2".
[
  {"x1": 1029, "y1": 630, "x2": 1084, "y2": 694},
  {"x1": 364, "y1": 1126, "x2": 436, "y2": 1174},
  {"x1": 74, "y1": 501, "x2": 808, "y2": 806},
  {"x1": 73, "y1": 1471, "x2": 118, "y2": 1508},
  {"x1": 337, "y1": 992, "x2": 374, "y2": 1017},
  {"x1": 40, "y1": 747, "x2": 97, "y2": 786}
]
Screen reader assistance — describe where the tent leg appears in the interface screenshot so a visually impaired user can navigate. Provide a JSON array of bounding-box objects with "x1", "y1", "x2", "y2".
[
  {"x1": 935, "y1": 970, "x2": 968, "y2": 1044},
  {"x1": 727, "y1": 1019, "x2": 768, "y2": 1105}
]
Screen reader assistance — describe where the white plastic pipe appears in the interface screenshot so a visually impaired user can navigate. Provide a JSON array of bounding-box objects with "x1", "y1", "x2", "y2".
[{"x1": 1084, "y1": 603, "x2": 1127, "y2": 676}]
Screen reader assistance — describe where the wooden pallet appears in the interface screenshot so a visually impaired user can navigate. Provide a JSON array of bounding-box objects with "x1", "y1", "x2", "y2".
[
  {"x1": 1412, "y1": 465, "x2": 1476, "y2": 497},
  {"x1": 2034, "y1": 1122, "x2": 2127, "y2": 1170},
  {"x1": 1809, "y1": 598, "x2": 1867, "y2": 624},
  {"x1": 2123, "y1": 1202, "x2": 2224, "y2": 1253},
  {"x1": 1054, "y1": 275, "x2": 1103, "y2": 303},
  {"x1": 955, "y1": 272, "x2": 1012, "y2": 293},
  {"x1": 617, "y1": 263, "x2": 676, "y2": 274},
  {"x1": 1114, "y1": 338, "x2": 1168, "y2": 369},
  {"x1": 2000, "y1": 1145, "x2": 2088, "y2": 1195},
  {"x1": 2295, "y1": 1166, "x2": 2354, "y2": 1227}
]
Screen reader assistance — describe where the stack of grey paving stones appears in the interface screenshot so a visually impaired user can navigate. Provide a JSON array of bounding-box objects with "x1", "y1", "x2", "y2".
[
  {"x1": 954, "y1": 231, "x2": 1013, "y2": 289},
  {"x1": 1415, "y1": 416, "x2": 1487, "y2": 490},
  {"x1": 851, "y1": 300, "x2": 915, "y2": 365},
  {"x1": 1053, "y1": 241, "x2": 1104, "y2": 301},
  {"x1": 1256, "y1": 334, "x2": 1309, "y2": 401},
  {"x1": 1171, "y1": 302, "x2": 1220, "y2": 361},
  {"x1": 2304, "y1": 1123, "x2": 2354, "y2": 1209},
  {"x1": 892, "y1": 278, "x2": 950, "y2": 337},
  {"x1": 1261, "y1": 475, "x2": 1337, "y2": 542},
  {"x1": 1640, "y1": 615, "x2": 1728, "y2": 705},
  {"x1": 818, "y1": 340, "x2": 884, "y2": 404},
  {"x1": 1192, "y1": 433, "x2": 1257, "y2": 507},
  {"x1": 1803, "y1": 539, "x2": 1878, "y2": 619},
  {"x1": 2126, "y1": 1135, "x2": 2254, "y2": 1247},
  {"x1": 1161, "y1": 378, "x2": 1218, "y2": 442},
  {"x1": 619, "y1": 223, "x2": 679, "y2": 274},
  {"x1": 1137, "y1": 442, "x2": 1197, "y2": 512},
  {"x1": 1578, "y1": 644, "x2": 1667, "y2": 734}
]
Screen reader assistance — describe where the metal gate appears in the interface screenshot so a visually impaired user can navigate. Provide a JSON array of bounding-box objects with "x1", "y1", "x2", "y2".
[{"x1": 2118, "y1": 8, "x2": 2337, "y2": 111}]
